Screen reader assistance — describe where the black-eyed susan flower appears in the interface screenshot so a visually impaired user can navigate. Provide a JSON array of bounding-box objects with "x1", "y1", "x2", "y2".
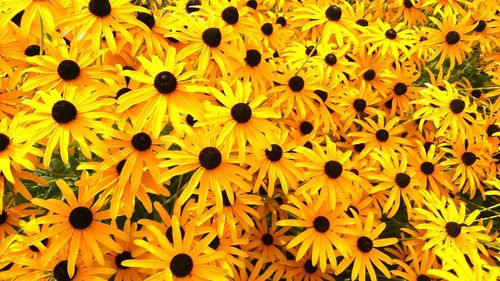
[
  {"x1": 22, "y1": 87, "x2": 115, "y2": 167},
  {"x1": 277, "y1": 194, "x2": 354, "y2": 272},
  {"x1": 28, "y1": 176, "x2": 127, "y2": 277},
  {"x1": 362, "y1": 18, "x2": 417, "y2": 59},
  {"x1": 425, "y1": 12, "x2": 478, "y2": 71},
  {"x1": 335, "y1": 213, "x2": 398, "y2": 281},
  {"x1": 248, "y1": 129, "x2": 303, "y2": 196},
  {"x1": 123, "y1": 216, "x2": 227, "y2": 281},
  {"x1": 158, "y1": 132, "x2": 252, "y2": 215},
  {"x1": 117, "y1": 48, "x2": 207, "y2": 137},
  {"x1": 21, "y1": 43, "x2": 116, "y2": 93},
  {"x1": 294, "y1": 137, "x2": 360, "y2": 209},
  {"x1": 198, "y1": 80, "x2": 280, "y2": 163},
  {"x1": 58, "y1": 0, "x2": 150, "y2": 53}
]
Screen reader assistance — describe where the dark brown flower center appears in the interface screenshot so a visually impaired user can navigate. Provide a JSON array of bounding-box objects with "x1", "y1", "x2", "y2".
[
  {"x1": 393, "y1": 82, "x2": 408, "y2": 95},
  {"x1": 265, "y1": 144, "x2": 283, "y2": 162},
  {"x1": 115, "y1": 251, "x2": 132, "y2": 269},
  {"x1": 222, "y1": 6, "x2": 239, "y2": 25},
  {"x1": 445, "y1": 222, "x2": 461, "y2": 238},
  {"x1": 353, "y1": 99, "x2": 367, "y2": 112},
  {"x1": 245, "y1": 49, "x2": 261, "y2": 67},
  {"x1": 363, "y1": 69, "x2": 376, "y2": 81},
  {"x1": 261, "y1": 233, "x2": 274, "y2": 245},
  {"x1": 199, "y1": 147, "x2": 222, "y2": 170},
  {"x1": 136, "y1": 12, "x2": 155, "y2": 29},
  {"x1": 261, "y1": 23, "x2": 273, "y2": 35},
  {"x1": 154, "y1": 71, "x2": 177, "y2": 94},
  {"x1": 449, "y1": 99, "x2": 465, "y2": 113},
  {"x1": 89, "y1": 0, "x2": 111, "y2": 17},
  {"x1": 395, "y1": 172, "x2": 410, "y2": 188},
  {"x1": 461, "y1": 152, "x2": 476, "y2": 166},
  {"x1": 324, "y1": 160, "x2": 343, "y2": 179},
  {"x1": 0, "y1": 134, "x2": 10, "y2": 152},
  {"x1": 231, "y1": 103, "x2": 252, "y2": 123},
  {"x1": 131, "y1": 133, "x2": 152, "y2": 151},
  {"x1": 445, "y1": 31, "x2": 460, "y2": 45},
  {"x1": 375, "y1": 129, "x2": 389, "y2": 142},
  {"x1": 420, "y1": 161, "x2": 435, "y2": 175},
  {"x1": 313, "y1": 216, "x2": 330, "y2": 233},
  {"x1": 385, "y1": 28, "x2": 397, "y2": 39},
  {"x1": 52, "y1": 100, "x2": 77, "y2": 124},
  {"x1": 170, "y1": 253, "x2": 193, "y2": 277},
  {"x1": 57, "y1": 60, "x2": 80, "y2": 81},
  {"x1": 69, "y1": 206, "x2": 93, "y2": 230},
  {"x1": 289, "y1": 75, "x2": 305, "y2": 92},
  {"x1": 325, "y1": 5, "x2": 342, "y2": 21},
  {"x1": 357, "y1": 236, "x2": 373, "y2": 253},
  {"x1": 300, "y1": 121, "x2": 313, "y2": 135},
  {"x1": 53, "y1": 260, "x2": 74, "y2": 281},
  {"x1": 202, "y1": 28, "x2": 222, "y2": 48}
]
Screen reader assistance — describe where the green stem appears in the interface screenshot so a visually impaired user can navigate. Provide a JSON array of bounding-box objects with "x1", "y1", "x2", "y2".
[
  {"x1": 464, "y1": 199, "x2": 500, "y2": 215},
  {"x1": 295, "y1": 36, "x2": 322, "y2": 76},
  {"x1": 475, "y1": 214, "x2": 499, "y2": 222}
]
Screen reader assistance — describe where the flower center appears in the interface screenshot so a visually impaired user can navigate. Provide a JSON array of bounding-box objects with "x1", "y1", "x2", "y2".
[
  {"x1": 357, "y1": 236, "x2": 373, "y2": 253},
  {"x1": 304, "y1": 259, "x2": 317, "y2": 273},
  {"x1": 305, "y1": 46, "x2": 317, "y2": 56},
  {"x1": 363, "y1": 69, "x2": 376, "y2": 81},
  {"x1": 449, "y1": 99, "x2": 465, "y2": 113},
  {"x1": 393, "y1": 82, "x2": 408, "y2": 95},
  {"x1": 170, "y1": 253, "x2": 193, "y2": 278},
  {"x1": 265, "y1": 144, "x2": 283, "y2": 162},
  {"x1": 324, "y1": 160, "x2": 343, "y2": 179},
  {"x1": 154, "y1": 71, "x2": 177, "y2": 94},
  {"x1": 202, "y1": 28, "x2": 222, "y2": 48},
  {"x1": 475, "y1": 20, "x2": 486, "y2": 32},
  {"x1": 166, "y1": 226, "x2": 186, "y2": 243},
  {"x1": 221, "y1": 190, "x2": 232, "y2": 206},
  {"x1": 247, "y1": 0, "x2": 257, "y2": 9},
  {"x1": 299, "y1": 121, "x2": 313, "y2": 135},
  {"x1": 461, "y1": 152, "x2": 476, "y2": 166},
  {"x1": 261, "y1": 233, "x2": 274, "y2": 245},
  {"x1": 325, "y1": 5, "x2": 342, "y2": 21},
  {"x1": 199, "y1": 147, "x2": 222, "y2": 170},
  {"x1": 69, "y1": 206, "x2": 93, "y2": 230},
  {"x1": 314, "y1": 90, "x2": 328, "y2": 102},
  {"x1": 116, "y1": 87, "x2": 131, "y2": 99},
  {"x1": 356, "y1": 18, "x2": 368, "y2": 26},
  {"x1": 185, "y1": 0, "x2": 200, "y2": 13},
  {"x1": 404, "y1": 0, "x2": 414, "y2": 8},
  {"x1": 0, "y1": 134, "x2": 10, "y2": 152},
  {"x1": 345, "y1": 205, "x2": 359, "y2": 218},
  {"x1": 89, "y1": 0, "x2": 111, "y2": 17},
  {"x1": 395, "y1": 172, "x2": 410, "y2": 188},
  {"x1": 445, "y1": 31, "x2": 460, "y2": 45},
  {"x1": 471, "y1": 89, "x2": 481, "y2": 98},
  {"x1": 115, "y1": 251, "x2": 132, "y2": 269},
  {"x1": 221, "y1": 6, "x2": 239, "y2": 25},
  {"x1": 324, "y1": 53, "x2": 337, "y2": 65},
  {"x1": 385, "y1": 28, "x2": 397, "y2": 39},
  {"x1": 313, "y1": 216, "x2": 330, "y2": 233},
  {"x1": 0, "y1": 211, "x2": 7, "y2": 225},
  {"x1": 53, "y1": 260, "x2": 75, "y2": 281},
  {"x1": 420, "y1": 161, "x2": 435, "y2": 175},
  {"x1": 24, "y1": 45, "x2": 42, "y2": 56},
  {"x1": 245, "y1": 49, "x2": 261, "y2": 67},
  {"x1": 261, "y1": 23, "x2": 273, "y2": 36},
  {"x1": 57, "y1": 60, "x2": 80, "y2": 81},
  {"x1": 276, "y1": 16, "x2": 287, "y2": 26},
  {"x1": 136, "y1": 12, "x2": 155, "y2": 29},
  {"x1": 52, "y1": 100, "x2": 77, "y2": 124},
  {"x1": 375, "y1": 129, "x2": 389, "y2": 142},
  {"x1": 231, "y1": 103, "x2": 252, "y2": 123},
  {"x1": 353, "y1": 98, "x2": 367, "y2": 112},
  {"x1": 131, "y1": 132, "x2": 152, "y2": 151},
  {"x1": 288, "y1": 75, "x2": 305, "y2": 92},
  {"x1": 445, "y1": 222, "x2": 461, "y2": 238},
  {"x1": 487, "y1": 124, "x2": 499, "y2": 137},
  {"x1": 208, "y1": 235, "x2": 220, "y2": 249},
  {"x1": 29, "y1": 238, "x2": 49, "y2": 252}
]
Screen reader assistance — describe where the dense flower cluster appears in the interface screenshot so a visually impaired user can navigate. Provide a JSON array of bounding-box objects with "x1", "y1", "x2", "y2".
[{"x1": 0, "y1": 0, "x2": 499, "y2": 280}]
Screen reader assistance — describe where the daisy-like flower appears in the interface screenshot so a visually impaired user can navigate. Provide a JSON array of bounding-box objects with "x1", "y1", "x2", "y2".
[
  {"x1": 368, "y1": 150, "x2": 423, "y2": 218},
  {"x1": 94, "y1": 123, "x2": 167, "y2": 201},
  {"x1": 362, "y1": 18, "x2": 418, "y2": 59},
  {"x1": 291, "y1": 2, "x2": 358, "y2": 46},
  {"x1": 123, "y1": 216, "x2": 227, "y2": 281},
  {"x1": 335, "y1": 213, "x2": 398, "y2": 281},
  {"x1": 277, "y1": 194, "x2": 354, "y2": 273},
  {"x1": 413, "y1": 190, "x2": 492, "y2": 256},
  {"x1": 469, "y1": 2, "x2": 500, "y2": 54},
  {"x1": 425, "y1": 12, "x2": 478, "y2": 71},
  {"x1": 158, "y1": 132, "x2": 252, "y2": 215},
  {"x1": 198, "y1": 80, "x2": 280, "y2": 163},
  {"x1": 407, "y1": 141, "x2": 456, "y2": 196},
  {"x1": 58, "y1": 0, "x2": 150, "y2": 53},
  {"x1": 389, "y1": 0, "x2": 430, "y2": 26},
  {"x1": 117, "y1": 48, "x2": 206, "y2": 137},
  {"x1": 21, "y1": 43, "x2": 116, "y2": 93},
  {"x1": 412, "y1": 82, "x2": 480, "y2": 140},
  {"x1": 27, "y1": 176, "x2": 127, "y2": 277},
  {"x1": 294, "y1": 137, "x2": 360, "y2": 209},
  {"x1": 175, "y1": 15, "x2": 245, "y2": 78},
  {"x1": 270, "y1": 66, "x2": 322, "y2": 118},
  {"x1": 441, "y1": 138, "x2": 492, "y2": 199},
  {"x1": 22, "y1": 87, "x2": 116, "y2": 167},
  {"x1": 349, "y1": 116, "x2": 412, "y2": 159},
  {"x1": 381, "y1": 63, "x2": 421, "y2": 117},
  {"x1": 247, "y1": 129, "x2": 303, "y2": 196}
]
